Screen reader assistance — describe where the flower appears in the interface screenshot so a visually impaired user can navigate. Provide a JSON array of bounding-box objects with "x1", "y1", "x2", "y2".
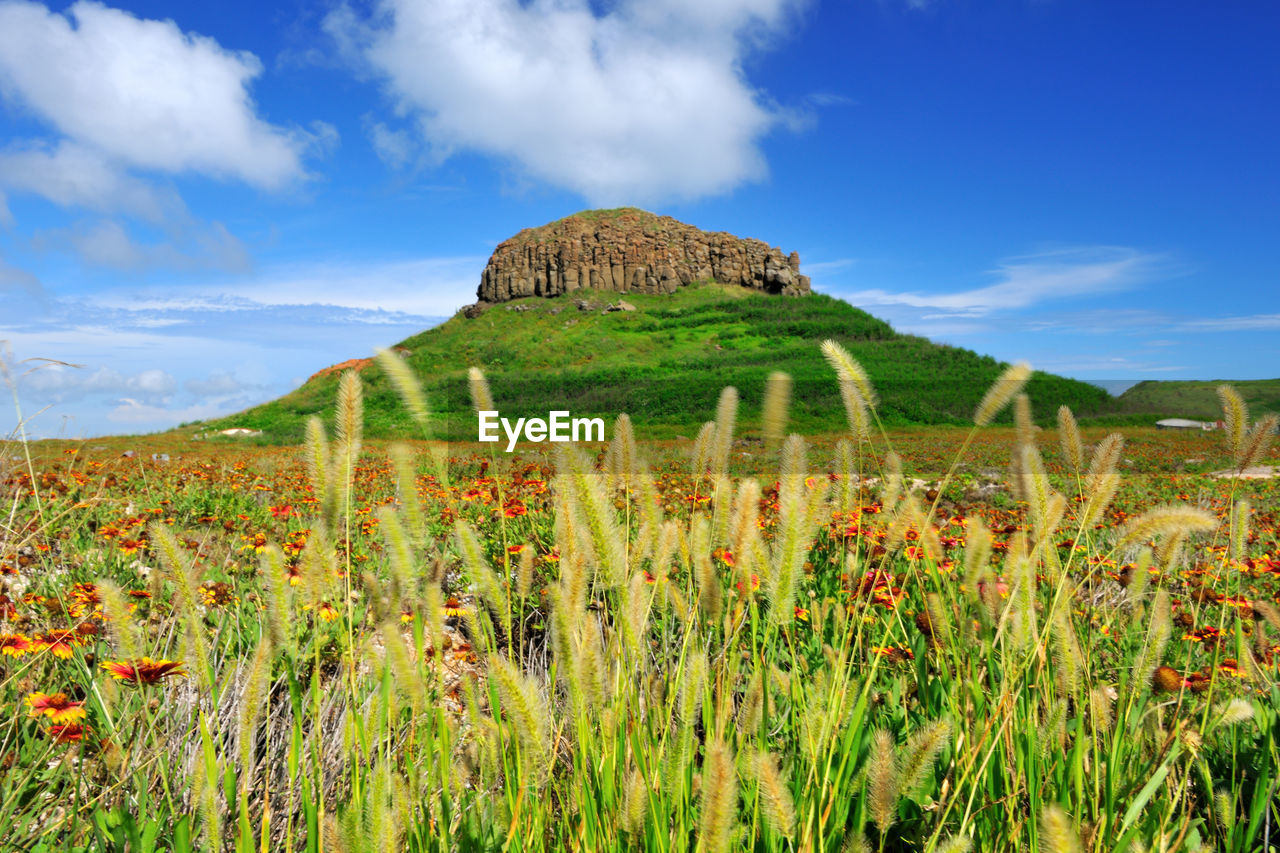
[
  {"x1": 33, "y1": 630, "x2": 81, "y2": 659},
  {"x1": 871, "y1": 646, "x2": 915, "y2": 663},
  {"x1": 442, "y1": 597, "x2": 467, "y2": 618},
  {"x1": 47, "y1": 723, "x2": 86, "y2": 743},
  {"x1": 100, "y1": 658, "x2": 187, "y2": 686},
  {"x1": 198, "y1": 582, "x2": 238, "y2": 608},
  {"x1": 0, "y1": 634, "x2": 32, "y2": 657},
  {"x1": 118, "y1": 538, "x2": 146, "y2": 556},
  {"x1": 25, "y1": 692, "x2": 87, "y2": 724}
]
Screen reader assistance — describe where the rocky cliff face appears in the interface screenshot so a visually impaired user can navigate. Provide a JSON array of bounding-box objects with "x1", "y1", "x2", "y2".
[{"x1": 472, "y1": 208, "x2": 811, "y2": 307}]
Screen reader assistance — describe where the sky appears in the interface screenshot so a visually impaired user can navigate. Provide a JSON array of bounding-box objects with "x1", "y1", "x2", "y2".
[{"x1": 0, "y1": 0, "x2": 1277, "y2": 438}]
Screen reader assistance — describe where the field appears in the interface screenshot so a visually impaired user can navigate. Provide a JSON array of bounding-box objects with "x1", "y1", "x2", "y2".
[{"x1": 3, "y1": 357, "x2": 1280, "y2": 852}]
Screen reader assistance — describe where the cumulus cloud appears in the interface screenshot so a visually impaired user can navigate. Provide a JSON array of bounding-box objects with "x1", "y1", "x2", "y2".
[
  {"x1": 0, "y1": 0, "x2": 308, "y2": 189},
  {"x1": 0, "y1": 141, "x2": 185, "y2": 223},
  {"x1": 20, "y1": 364, "x2": 177, "y2": 403},
  {"x1": 328, "y1": 0, "x2": 808, "y2": 204},
  {"x1": 842, "y1": 248, "x2": 1169, "y2": 318}
]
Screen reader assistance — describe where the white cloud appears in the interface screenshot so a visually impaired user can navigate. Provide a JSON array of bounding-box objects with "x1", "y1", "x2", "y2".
[
  {"x1": 106, "y1": 397, "x2": 239, "y2": 427},
  {"x1": 32, "y1": 218, "x2": 251, "y2": 273},
  {"x1": 842, "y1": 248, "x2": 1167, "y2": 317},
  {"x1": 20, "y1": 364, "x2": 177, "y2": 402},
  {"x1": 98, "y1": 255, "x2": 485, "y2": 318},
  {"x1": 367, "y1": 120, "x2": 416, "y2": 169},
  {"x1": 1030, "y1": 355, "x2": 1187, "y2": 375},
  {"x1": 184, "y1": 369, "x2": 266, "y2": 397},
  {"x1": 0, "y1": 141, "x2": 185, "y2": 223},
  {"x1": 328, "y1": 0, "x2": 807, "y2": 204},
  {"x1": 1177, "y1": 314, "x2": 1280, "y2": 332},
  {"x1": 0, "y1": 255, "x2": 44, "y2": 299},
  {"x1": 802, "y1": 257, "x2": 858, "y2": 276},
  {"x1": 0, "y1": 0, "x2": 307, "y2": 189}
]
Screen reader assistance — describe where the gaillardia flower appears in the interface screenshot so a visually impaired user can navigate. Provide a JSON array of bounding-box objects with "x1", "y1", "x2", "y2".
[
  {"x1": 25, "y1": 692, "x2": 87, "y2": 724},
  {"x1": 101, "y1": 658, "x2": 187, "y2": 686}
]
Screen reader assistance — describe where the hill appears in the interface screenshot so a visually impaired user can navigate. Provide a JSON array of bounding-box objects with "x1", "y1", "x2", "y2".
[
  {"x1": 198, "y1": 279, "x2": 1115, "y2": 443},
  {"x1": 1116, "y1": 378, "x2": 1280, "y2": 420}
]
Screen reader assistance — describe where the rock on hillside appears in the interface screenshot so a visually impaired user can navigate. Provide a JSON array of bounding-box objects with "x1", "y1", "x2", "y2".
[{"x1": 472, "y1": 208, "x2": 811, "y2": 307}]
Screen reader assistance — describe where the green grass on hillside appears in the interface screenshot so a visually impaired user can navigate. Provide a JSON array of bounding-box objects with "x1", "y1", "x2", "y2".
[
  {"x1": 198, "y1": 282, "x2": 1116, "y2": 444},
  {"x1": 1117, "y1": 378, "x2": 1280, "y2": 420}
]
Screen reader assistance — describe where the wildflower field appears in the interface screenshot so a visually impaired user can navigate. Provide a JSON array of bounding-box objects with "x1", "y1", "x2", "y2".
[{"x1": 2, "y1": 350, "x2": 1279, "y2": 853}]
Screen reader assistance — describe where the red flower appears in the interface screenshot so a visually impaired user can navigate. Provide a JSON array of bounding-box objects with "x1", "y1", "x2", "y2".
[
  {"x1": 47, "y1": 723, "x2": 86, "y2": 743},
  {"x1": 0, "y1": 634, "x2": 32, "y2": 657},
  {"x1": 25, "y1": 692, "x2": 87, "y2": 724},
  {"x1": 101, "y1": 658, "x2": 187, "y2": 686},
  {"x1": 33, "y1": 630, "x2": 82, "y2": 659}
]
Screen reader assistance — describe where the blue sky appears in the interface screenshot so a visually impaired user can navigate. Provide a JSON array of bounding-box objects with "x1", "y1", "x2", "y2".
[{"x1": 1, "y1": 0, "x2": 1276, "y2": 438}]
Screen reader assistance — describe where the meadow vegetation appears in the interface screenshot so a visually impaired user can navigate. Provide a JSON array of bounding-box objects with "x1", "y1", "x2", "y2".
[
  {"x1": 201, "y1": 283, "x2": 1119, "y2": 443},
  {"x1": 2, "y1": 344, "x2": 1279, "y2": 852}
]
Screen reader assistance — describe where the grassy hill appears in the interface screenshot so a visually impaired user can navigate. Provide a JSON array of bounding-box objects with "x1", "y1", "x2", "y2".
[
  {"x1": 196, "y1": 281, "x2": 1119, "y2": 443},
  {"x1": 1116, "y1": 378, "x2": 1280, "y2": 420}
]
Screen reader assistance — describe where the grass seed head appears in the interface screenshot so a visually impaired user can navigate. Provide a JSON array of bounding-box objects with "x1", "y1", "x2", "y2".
[
  {"x1": 762, "y1": 371, "x2": 792, "y2": 447},
  {"x1": 974, "y1": 362, "x2": 1031, "y2": 426},
  {"x1": 1040, "y1": 804, "x2": 1083, "y2": 853}
]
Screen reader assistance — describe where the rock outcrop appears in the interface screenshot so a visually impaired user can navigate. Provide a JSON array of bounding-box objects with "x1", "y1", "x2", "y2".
[{"x1": 472, "y1": 208, "x2": 810, "y2": 307}]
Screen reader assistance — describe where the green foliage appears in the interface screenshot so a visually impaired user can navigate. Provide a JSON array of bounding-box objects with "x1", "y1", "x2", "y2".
[
  {"x1": 1118, "y1": 379, "x2": 1280, "y2": 420},
  {"x1": 199, "y1": 284, "x2": 1118, "y2": 443}
]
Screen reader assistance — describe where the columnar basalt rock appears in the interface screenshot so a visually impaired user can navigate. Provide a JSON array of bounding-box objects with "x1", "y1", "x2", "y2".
[{"x1": 471, "y1": 208, "x2": 811, "y2": 308}]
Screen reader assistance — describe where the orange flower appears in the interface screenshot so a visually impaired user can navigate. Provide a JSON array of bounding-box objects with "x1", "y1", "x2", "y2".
[
  {"x1": 442, "y1": 597, "x2": 467, "y2": 617},
  {"x1": 0, "y1": 634, "x2": 32, "y2": 657},
  {"x1": 118, "y1": 538, "x2": 146, "y2": 556},
  {"x1": 199, "y1": 582, "x2": 238, "y2": 608},
  {"x1": 315, "y1": 602, "x2": 340, "y2": 622},
  {"x1": 100, "y1": 658, "x2": 187, "y2": 686},
  {"x1": 33, "y1": 630, "x2": 81, "y2": 659},
  {"x1": 25, "y1": 692, "x2": 87, "y2": 724}
]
